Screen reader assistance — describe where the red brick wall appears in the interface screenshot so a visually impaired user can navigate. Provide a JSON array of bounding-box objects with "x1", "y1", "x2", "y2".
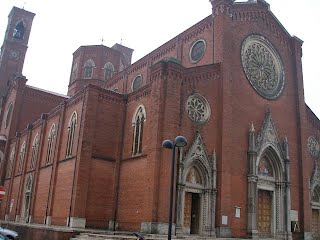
[
  {"x1": 32, "y1": 166, "x2": 51, "y2": 224},
  {"x1": 51, "y1": 159, "x2": 75, "y2": 226},
  {"x1": 117, "y1": 156, "x2": 148, "y2": 231},
  {"x1": 85, "y1": 159, "x2": 115, "y2": 228},
  {"x1": 16, "y1": 87, "x2": 66, "y2": 132}
]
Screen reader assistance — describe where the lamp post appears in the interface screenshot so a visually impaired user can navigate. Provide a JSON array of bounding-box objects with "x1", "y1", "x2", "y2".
[{"x1": 162, "y1": 136, "x2": 187, "y2": 240}]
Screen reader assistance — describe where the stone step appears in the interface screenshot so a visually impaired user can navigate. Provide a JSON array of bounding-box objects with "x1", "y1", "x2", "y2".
[{"x1": 70, "y1": 232, "x2": 254, "y2": 240}]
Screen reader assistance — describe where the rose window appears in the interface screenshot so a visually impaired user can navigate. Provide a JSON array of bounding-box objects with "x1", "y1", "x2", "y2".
[
  {"x1": 241, "y1": 35, "x2": 285, "y2": 99},
  {"x1": 186, "y1": 94, "x2": 210, "y2": 124}
]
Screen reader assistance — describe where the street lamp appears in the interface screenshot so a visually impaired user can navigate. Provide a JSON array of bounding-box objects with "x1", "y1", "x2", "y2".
[{"x1": 162, "y1": 136, "x2": 187, "y2": 240}]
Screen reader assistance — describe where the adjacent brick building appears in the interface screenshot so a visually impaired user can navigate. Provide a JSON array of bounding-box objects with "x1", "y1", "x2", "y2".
[{"x1": 0, "y1": 1, "x2": 319, "y2": 239}]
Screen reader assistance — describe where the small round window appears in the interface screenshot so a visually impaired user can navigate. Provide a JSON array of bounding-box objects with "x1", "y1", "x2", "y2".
[
  {"x1": 190, "y1": 40, "x2": 206, "y2": 63},
  {"x1": 186, "y1": 93, "x2": 211, "y2": 124},
  {"x1": 132, "y1": 75, "x2": 142, "y2": 91}
]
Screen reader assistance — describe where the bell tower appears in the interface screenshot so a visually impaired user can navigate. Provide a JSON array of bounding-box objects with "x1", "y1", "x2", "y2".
[{"x1": 0, "y1": 7, "x2": 35, "y2": 97}]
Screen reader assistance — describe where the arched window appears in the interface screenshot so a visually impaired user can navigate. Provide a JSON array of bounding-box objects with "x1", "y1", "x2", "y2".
[
  {"x1": 132, "y1": 75, "x2": 142, "y2": 91},
  {"x1": 13, "y1": 21, "x2": 25, "y2": 40},
  {"x1": 5, "y1": 103, "x2": 13, "y2": 129},
  {"x1": 18, "y1": 141, "x2": 26, "y2": 173},
  {"x1": 30, "y1": 134, "x2": 39, "y2": 170},
  {"x1": 84, "y1": 59, "x2": 95, "y2": 79},
  {"x1": 312, "y1": 185, "x2": 320, "y2": 203},
  {"x1": 103, "y1": 62, "x2": 114, "y2": 80},
  {"x1": 132, "y1": 106, "x2": 146, "y2": 155},
  {"x1": 21, "y1": 174, "x2": 32, "y2": 223},
  {"x1": 9, "y1": 148, "x2": 15, "y2": 177},
  {"x1": 46, "y1": 124, "x2": 56, "y2": 164},
  {"x1": 66, "y1": 112, "x2": 77, "y2": 157}
]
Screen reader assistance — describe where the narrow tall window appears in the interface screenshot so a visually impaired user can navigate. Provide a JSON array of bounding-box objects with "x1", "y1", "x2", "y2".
[
  {"x1": 30, "y1": 134, "x2": 39, "y2": 170},
  {"x1": 18, "y1": 141, "x2": 26, "y2": 173},
  {"x1": 22, "y1": 174, "x2": 32, "y2": 223},
  {"x1": 5, "y1": 103, "x2": 13, "y2": 129},
  {"x1": 46, "y1": 124, "x2": 56, "y2": 164},
  {"x1": 103, "y1": 62, "x2": 114, "y2": 80},
  {"x1": 84, "y1": 59, "x2": 95, "y2": 79},
  {"x1": 66, "y1": 112, "x2": 77, "y2": 157},
  {"x1": 9, "y1": 148, "x2": 15, "y2": 177},
  {"x1": 132, "y1": 106, "x2": 145, "y2": 155}
]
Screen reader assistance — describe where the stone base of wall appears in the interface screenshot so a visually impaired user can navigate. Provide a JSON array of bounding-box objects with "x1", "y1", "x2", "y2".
[
  {"x1": 216, "y1": 226, "x2": 231, "y2": 238},
  {"x1": 141, "y1": 222, "x2": 175, "y2": 235},
  {"x1": 0, "y1": 222, "x2": 79, "y2": 240},
  {"x1": 108, "y1": 220, "x2": 118, "y2": 231}
]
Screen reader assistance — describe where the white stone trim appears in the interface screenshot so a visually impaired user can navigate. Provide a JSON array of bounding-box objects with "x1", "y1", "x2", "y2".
[{"x1": 68, "y1": 217, "x2": 86, "y2": 228}]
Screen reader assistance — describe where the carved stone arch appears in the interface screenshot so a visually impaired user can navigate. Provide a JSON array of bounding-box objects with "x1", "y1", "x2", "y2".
[
  {"x1": 257, "y1": 145, "x2": 285, "y2": 181},
  {"x1": 183, "y1": 157, "x2": 213, "y2": 190},
  {"x1": 184, "y1": 159, "x2": 210, "y2": 189},
  {"x1": 176, "y1": 132, "x2": 216, "y2": 237},
  {"x1": 310, "y1": 163, "x2": 320, "y2": 238},
  {"x1": 247, "y1": 109, "x2": 291, "y2": 240}
]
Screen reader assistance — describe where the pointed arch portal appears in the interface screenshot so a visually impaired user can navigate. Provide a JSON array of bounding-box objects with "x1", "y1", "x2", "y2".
[
  {"x1": 247, "y1": 110, "x2": 291, "y2": 239},
  {"x1": 176, "y1": 133, "x2": 216, "y2": 237}
]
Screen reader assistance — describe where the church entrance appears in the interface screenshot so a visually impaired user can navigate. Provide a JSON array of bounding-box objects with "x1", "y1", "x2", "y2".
[
  {"x1": 258, "y1": 190, "x2": 272, "y2": 238},
  {"x1": 312, "y1": 209, "x2": 319, "y2": 238},
  {"x1": 175, "y1": 134, "x2": 216, "y2": 237},
  {"x1": 184, "y1": 192, "x2": 200, "y2": 234}
]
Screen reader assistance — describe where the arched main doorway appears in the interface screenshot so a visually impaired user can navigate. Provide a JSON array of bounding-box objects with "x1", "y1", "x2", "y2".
[
  {"x1": 256, "y1": 148, "x2": 286, "y2": 238},
  {"x1": 175, "y1": 133, "x2": 216, "y2": 237},
  {"x1": 247, "y1": 110, "x2": 291, "y2": 239}
]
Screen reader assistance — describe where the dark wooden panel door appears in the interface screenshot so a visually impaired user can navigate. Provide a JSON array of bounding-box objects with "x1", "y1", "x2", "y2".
[{"x1": 190, "y1": 193, "x2": 200, "y2": 234}]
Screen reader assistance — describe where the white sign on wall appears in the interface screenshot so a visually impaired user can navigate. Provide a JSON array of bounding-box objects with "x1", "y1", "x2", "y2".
[
  {"x1": 290, "y1": 210, "x2": 298, "y2": 222},
  {"x1": 235, "y1": 206, "x2": 241, "y2": 218},
  {"x1": 222, "y1": 215, "x2": 228, "y2": 225}
]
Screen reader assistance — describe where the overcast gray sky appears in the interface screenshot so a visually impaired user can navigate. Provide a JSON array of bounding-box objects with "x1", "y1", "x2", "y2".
[{"x1": 0, "y1": 0, "x2": 319, "y2": 118}]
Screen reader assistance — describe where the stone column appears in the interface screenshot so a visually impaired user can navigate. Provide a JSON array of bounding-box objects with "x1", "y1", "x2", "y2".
[
  {"x1": 175, "y1": 184, "x2": 184, "y2": 236},
  {"x1": 176, "y1": 147, "x2": 185, "y2": 236},
  {"x1": 284, "y1": 136, "x2": 292, "y2": 240},
  {"x1": 247, "y1": 123, "x2": 258, "y2": 239}
]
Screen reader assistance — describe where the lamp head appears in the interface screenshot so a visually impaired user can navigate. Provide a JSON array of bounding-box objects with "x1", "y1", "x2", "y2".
[
  {"x1": 162, "y1": 139, "x2": 174, "y2": 149},
  {"x1": 174, "y1": 136, "x2": 187, "y2": 147}
]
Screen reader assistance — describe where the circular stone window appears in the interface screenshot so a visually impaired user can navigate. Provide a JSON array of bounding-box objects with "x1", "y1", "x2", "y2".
[
  {"x1": 307, "y1": 136, "x2": 320, "y2": 158},
  {"x1": 190, "y1": 40, "x2": 206, "y2": 63},
  {"x1": 186, "y1": 93, "x2": 211, "y2": 124},
  {"x1": 241, "y1": 35, "x2": 285, "y2": 99}
]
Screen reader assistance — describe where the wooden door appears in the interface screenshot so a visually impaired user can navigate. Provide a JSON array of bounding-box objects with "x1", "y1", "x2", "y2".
[
  {"x1": 258, "y1": 190, "x2": 272, "y2": 237},
  {"x1": 190, "y1": 193, "x2": 200, "y2": 234},
  {"x1": 312, "y1": 209, "x2": 319, "y2": 238}
]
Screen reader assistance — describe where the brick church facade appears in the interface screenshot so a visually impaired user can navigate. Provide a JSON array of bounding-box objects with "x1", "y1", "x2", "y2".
[{"x1": 0, "y1": 0, "x2": 319, "y2": 239}]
